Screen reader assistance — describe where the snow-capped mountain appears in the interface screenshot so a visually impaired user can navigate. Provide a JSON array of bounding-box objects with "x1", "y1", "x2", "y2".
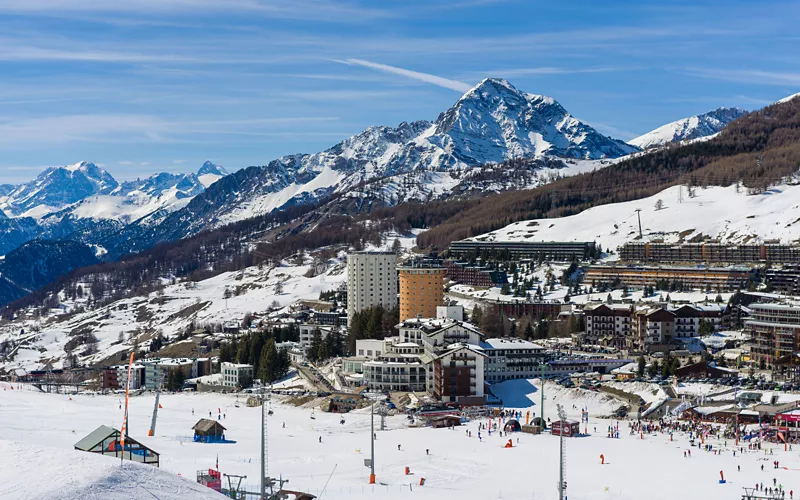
[
  {"x1": 0, "y1": 162, "x2": 228, "y2": 255},
  {"x1": 197, "y1": 161, "x2": 229, "y2": 187},
  {"x1": 0, "y1": 161, "x2": 118, "y2": 218},
  {"x1": 145, "y1": 79, "x2": 638, "y2": 236},
  {"x1": 629, "y1": 107, "x2": 747, "y2": 149}
]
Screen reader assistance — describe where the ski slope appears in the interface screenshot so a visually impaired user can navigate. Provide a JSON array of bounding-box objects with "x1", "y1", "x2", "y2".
[
  {"x1": 470, "y1": 183, "x2": 800, "y2": 249},
  {"x1": 3, "y1": 382, "x2": 799, "y2": 499}
]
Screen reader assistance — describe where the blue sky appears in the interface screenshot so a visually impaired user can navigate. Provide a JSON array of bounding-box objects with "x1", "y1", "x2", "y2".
[{"x1": 0, "y1": 0, "x2": 798, "y2": 184}]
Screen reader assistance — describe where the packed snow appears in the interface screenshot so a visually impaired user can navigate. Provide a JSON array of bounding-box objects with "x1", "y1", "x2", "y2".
[
  {"x1": 470, "y1": 182, "x2": 800, "y2": 250},
  {"x1": 3, "y1": 382, "x2": 800, "y2": 499}
]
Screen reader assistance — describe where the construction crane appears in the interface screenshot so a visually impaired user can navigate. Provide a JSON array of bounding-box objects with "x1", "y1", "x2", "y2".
[{"x1": 148, "y1": 368, "x2": 165, "y2": 436}]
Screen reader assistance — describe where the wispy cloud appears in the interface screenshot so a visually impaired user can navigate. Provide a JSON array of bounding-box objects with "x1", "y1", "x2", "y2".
[
  {"x1": 684, "y1": 67, "x2": 800, "y2": 86},
  {"x1": 336, "y1": 59, "x2": 472, "y2": 92},
  {"x1": 0, "y1": 0, "x2": 395, "y2": 23},
  {"x1": 0, "y1": 114, "x2": 343, "y2": 145}
]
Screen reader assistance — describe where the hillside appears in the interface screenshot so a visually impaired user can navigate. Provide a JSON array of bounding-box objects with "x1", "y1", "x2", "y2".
[
  {"x1": 470, "y1": 182, "x2": 800, "y2": 251},
  {"x1": 417, "y1": 92, "x2": 800, "y2": 251}
]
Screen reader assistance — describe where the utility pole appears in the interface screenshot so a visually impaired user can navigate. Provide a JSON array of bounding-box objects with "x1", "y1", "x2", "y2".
[
  {"x1": 540, "y1": 363, "x2": 545, "y2": 429},
  {"x1": 260, "y1": 385, "x2": 269, "y2": 500},
  {"x1": 369, "y1": 398, "x2": 376, "y2": 484},
  {"x1": 557, "y1": 404, "x2": 567, "y2": 500},
  {"x1": 634, "y1": 209, "x2": 643, "y2": 239}
]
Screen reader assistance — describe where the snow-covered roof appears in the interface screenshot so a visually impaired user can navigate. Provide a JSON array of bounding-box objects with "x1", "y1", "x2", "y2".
[{"x1": 480, "y1": 338, "x2": 544, "y2": 350}]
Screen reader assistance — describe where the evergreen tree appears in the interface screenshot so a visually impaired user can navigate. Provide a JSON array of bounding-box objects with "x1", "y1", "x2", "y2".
[
  {"x1": 648, "y1": 359, "x2": 659, "y2": 377},
  {"x1": 637, "y1": 356, "x2": 646, "y2": 377},
  {"x1": 258, "y1": 338, "x2": 280, "y2": 384},
  {"x1": 308, "y1": 329, "x2": 323, "y2": 362},
  {"x1": 524, "y1": 323, "x2": 534, "y2": 340}
]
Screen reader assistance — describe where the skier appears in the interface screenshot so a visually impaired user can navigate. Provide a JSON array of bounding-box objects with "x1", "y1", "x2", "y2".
[
  {"x1": 398, "y1": 444, "x2": 401, "y2": 451},
  {"x1": 282, "y1": 422, "x2": 285, "y2": 428},
  {"x1": 192, "y1": 408, "x2": 194, "y2": 415},
  {"x1": 319, "y1": 436, "x2": 322, "y2": 443},
  {"x1": 738, "y1": 465, "x2": 741, "y2": 472},
  {"x1": 426, "y1": 449, "x2": 429, "y2": 455}
]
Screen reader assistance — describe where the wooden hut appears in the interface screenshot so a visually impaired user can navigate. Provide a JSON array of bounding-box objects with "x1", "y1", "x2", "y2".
[
  {"x1": 429, "y1": 415, "x2": 461, "y2": 428},
  {"x1": 551, "y1": 420, "x2": 580, "y2": 437},
  {"x1": 193, "y1": 418, "x2": 227, "y2": 443},
  {"x1": 74, "y1": 425, "x2": 159, "y2": 467}
]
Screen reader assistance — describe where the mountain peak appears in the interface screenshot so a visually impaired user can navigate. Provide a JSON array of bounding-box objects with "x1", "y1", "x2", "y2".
[
  {"x1": 198, "y1": 161, "x2": 228, "y2": 177},
  {"x1": 433, "y1": 78, "x2": 635, "y2": 161},
  {"x1": 629, "y1": 107, "x2": 748, "y2": 149}
]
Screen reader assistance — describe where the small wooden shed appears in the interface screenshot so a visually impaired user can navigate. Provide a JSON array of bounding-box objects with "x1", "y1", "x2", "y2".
[
  {"x1": 193, "y1": 418, "x2": 227, "y2": 443},
  {"x1": 429, "y1": 415, "x2": 461, "y2": 428},
  {"x1": 551, "y1": 420, "x2": 580, "y2": 437}
]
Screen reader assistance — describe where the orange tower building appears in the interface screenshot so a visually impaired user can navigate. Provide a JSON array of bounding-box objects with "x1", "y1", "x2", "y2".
[{"x1": 398, "y1": 263, "x2": 445, "y2": 321}]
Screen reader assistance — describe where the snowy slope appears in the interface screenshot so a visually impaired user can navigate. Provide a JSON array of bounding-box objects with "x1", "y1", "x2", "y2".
[
  {"x1": 469, "y1": 182, "x2": 800, "y2": 250},
  {"x1": 5, "y1": 385, "x2": 787, "y2": 500},
  {"x1": 0, "y1": 439, "x2": 227, "y2": 499},
  {"x1": 629, "y1": 107, "x2": 746, "y2": 149}
]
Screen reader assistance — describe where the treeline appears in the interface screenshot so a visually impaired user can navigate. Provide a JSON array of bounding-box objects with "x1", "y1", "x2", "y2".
[
  {"x1": 219, "y1": 331, "x2": 291, "y2": 384},
  {"x1": 417, "y1": 96, "x2": 800, "y2": 251},
  {"x1": 346, "y1": 305, "x2": 400, "y2": 353}
]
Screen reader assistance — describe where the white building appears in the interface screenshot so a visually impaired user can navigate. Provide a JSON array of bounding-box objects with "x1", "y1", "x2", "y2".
[
  {"x1": 436, "y1": 304, "x2": 464, "y2": 321},
  {"x1": 346, "y1": 251, "x2": 398, "y2": 322},
  {"x1": 362, "y1": 342, "x2": 427, "y2": 393},
  {"x1": 116, "y1": 364, "x2": 145, "y2": 390},
  {"x1": 221, "y1": 362, "x2": 254, "y2": 388},
  {"x1": 481, "y1": 338, "x2": 546, "y2": 383},
  {"x1": 142, "y1": 358, "x2": 194, "y2": 390},
  {"x1": 298, "y1": 324, "x2": 336, "y2": 352}
]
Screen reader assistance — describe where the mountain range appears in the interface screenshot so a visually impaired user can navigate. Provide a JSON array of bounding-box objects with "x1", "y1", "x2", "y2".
[{"x1": 0, "y1": 78, "x2": 753, "y2": 307}]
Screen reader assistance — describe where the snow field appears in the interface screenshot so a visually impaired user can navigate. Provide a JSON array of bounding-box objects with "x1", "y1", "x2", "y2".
[{"x1": 5, "y1": 381, "x2": 799, "y2": 499}]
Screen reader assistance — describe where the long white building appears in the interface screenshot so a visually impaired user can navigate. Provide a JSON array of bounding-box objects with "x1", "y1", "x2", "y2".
[{"x1": 346, "y1": 251, "x2": 398, "y2": 322}]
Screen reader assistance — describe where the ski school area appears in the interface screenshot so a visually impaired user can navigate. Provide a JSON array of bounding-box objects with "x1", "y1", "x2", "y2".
[{"x1": 2, "y1": 381, "x2": 800, "y2": 500}]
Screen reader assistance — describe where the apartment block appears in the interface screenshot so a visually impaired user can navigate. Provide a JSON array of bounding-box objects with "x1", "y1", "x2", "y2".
[
  {"x1": 398, "y1": 261, "x2": 445, "y2": 321},
  {"x1": 746, "y1": 303, "x2": 800, "y2": 366},
  {"x1": 448, "y1": 240, "x2": 597, "y2": 261},
  {"x1": 583, "y1": 303, "x2": 633, "y2": 348},
  {"x1": 346, "y1": 251, "x2": 398, "y2": 322},
  {"x1": 620, "y1": 241, "x2": 800, "y2": 264},
  {"x1": 221, "y1": 362, "x2": 254, "y2": 388},
  {"x1": 444, "y1": 260, "x2": 508, "y2": 287},
  {"x1": 585, "y1": 264, "x2": 752, "y2": 291},
  {"x1": 432, "y1": 344, "x2": 486, "y2": 405}
]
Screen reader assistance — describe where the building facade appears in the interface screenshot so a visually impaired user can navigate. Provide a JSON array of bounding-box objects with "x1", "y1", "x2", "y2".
[
  {"x1": 346, "y1": 251, "x2": 398, "y2": 322},
  {"x1": 585, "y1": 264, "x2": 752, "y2": 291},
  {"x1": 448, "y1": 240, "x2": 597, "y2": 261},
  {"x1": 620, "y1": 241, "x2": 800, "y2": 264},
  {"x1": 746, "y1": 303, "x2": 800, "y2": 366},
  {"x1": 398, "y1": 262, "x2": 445, "y2": 321},
  {"x1": 432, "y1": 344, "x2": 486, "y2": 404},
  {"x1": 221, "y1": 362, "x2": 254, "y2": 388},
  {"x1": 481, "y1": 338, "x2": 546, "y2": 383},
  {"x1": 583, "y1": 304, "x2": 633, "y2": 348},
  {"x1": 444, "y1": 260, "x2": 508, "y2": 287}
]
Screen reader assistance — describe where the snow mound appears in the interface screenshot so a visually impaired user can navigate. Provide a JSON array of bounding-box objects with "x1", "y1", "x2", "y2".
[{"x1": 0, "y1": 439, "x2": 226, "y2": 499}]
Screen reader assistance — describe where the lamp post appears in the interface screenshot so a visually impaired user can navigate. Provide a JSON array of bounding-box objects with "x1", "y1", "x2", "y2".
[{"x1": 369, "y1": 398, "x2": 376, "y2": 484}]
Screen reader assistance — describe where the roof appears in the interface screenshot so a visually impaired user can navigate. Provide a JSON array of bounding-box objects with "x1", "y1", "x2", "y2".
[
  {"x1": 74, "y1": 425, "x2": 118, "y2": 451},
  {"x1": 193, "y1": 419, "x2": 227, "y2": 433},
  {"x1": 480, "y1": 338, "x2": 545, "y2": 350}
]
